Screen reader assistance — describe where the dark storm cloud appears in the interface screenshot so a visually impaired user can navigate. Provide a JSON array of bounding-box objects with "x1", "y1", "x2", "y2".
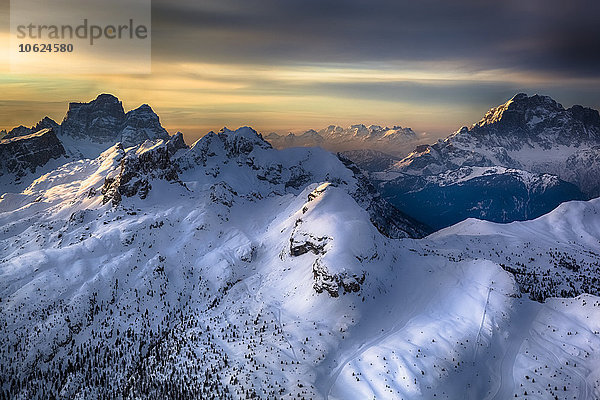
[{"x1": 151, "y1": 0, "x2": 600, "y2": 78}]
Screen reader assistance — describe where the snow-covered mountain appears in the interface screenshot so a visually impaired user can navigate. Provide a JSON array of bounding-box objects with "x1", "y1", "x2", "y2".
[
  {"x1": 1, "y1": 125, "x2": 599, "y2": 399},
  {"x1": 356, "y1": 94, "x2": 600, "y2": 230},
  {"x1": 265, "y1": 124, "x2": 422, "y2": 156},
  {"x1": 0, "y1": 94, "x2": 171, "y2": 194},
  {"x1": 395, "y1": 93, "x2": 600, "y2": 196}
]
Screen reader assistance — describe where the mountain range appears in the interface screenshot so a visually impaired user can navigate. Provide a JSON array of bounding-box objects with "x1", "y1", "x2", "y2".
[
  {"x1": 0, "y1": 94, "x2": 169, "y2": 194},
  {"x1": 1, "y1": 93, "x2": 600, "y2": 399},
  {"x1": 342, "y1": 93, "x2": 600, "y2": 229},
  {"x1": 265, "y1": 124, "x2": 423, "y2": 156}
]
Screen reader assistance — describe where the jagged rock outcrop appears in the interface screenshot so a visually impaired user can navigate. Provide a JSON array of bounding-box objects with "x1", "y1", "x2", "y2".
[
  {"x1": 290, "y1": 231, "x2": 331, "y2": 257},
  {"x1": 312, "y1": 259, "x2": 365, "y2": 297},
  {"x1": 101, "y1": 133, "x2": 187, "y2": 205},
  {"x1": 2, "y1": 125, "x2": 33, "y2": 139},
  {"x1": 120, "y1": 104, "x2": 170, "y2": 147},
  {"x1": 0, "y1": 128, "x2": 65, "y2": 179},
  {"x1": 33, "y1": 117, "x2": 61, "y2": 134},
  {"x1": 1, "y1": 117, "x2": 61, "y2": 140},
  {"x1": 0, "y1": 95, "x2": 174, "y2": 193}
]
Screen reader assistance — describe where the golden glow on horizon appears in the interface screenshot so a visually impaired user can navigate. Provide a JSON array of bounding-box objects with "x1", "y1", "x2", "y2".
[{"x1": 2, "y1": 31, "x2": 599, "y2": 142}]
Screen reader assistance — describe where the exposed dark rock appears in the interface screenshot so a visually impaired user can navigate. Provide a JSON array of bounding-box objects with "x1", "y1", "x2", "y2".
[
  {"x1": 217, "y1": 126, "x2": 272, "y2": 157},
  {"x1": 33, "y1": 117, "x2": 61, "y2": 134},
  {"x1": 61, "y1": 94, "x2": 170, "y2": 147},
  {"x1": 61, "y1": 94, "x2": 126, "y2": 142},
  {"x1": 312, "y1": 259, "x2": 365, "y2": 297},
  {"x1": 0, "y1": 128, "x2": 65, "y2": 179},
  {"x1": 290, "y1": 233, "x2": 330, "y2": 257},
  {"x1": 120, "y1": 104, "x2": 170, "y2": 147},
  {"x1": 2, "y1": 125, "x2": 33, "y2": 139},
  {"x1": 210, "y1": 182, "x2": 238, "y2": 207}
]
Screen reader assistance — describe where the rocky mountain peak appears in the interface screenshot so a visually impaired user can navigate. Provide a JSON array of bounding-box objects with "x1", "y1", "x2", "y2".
[
  {"x1": 2, "y1": 125, "x2": 32, "y2": 139},
  {"x1": 456, "y1": 93, "x2": 600, "y2": 147},
  {"x1": 67, "y1": 93, "x2": 123, "y2": 115},
  {"x1": 33, "y1": 117, "x2": 60, "y2": 133},
  {"x1": 216, "y1": 126, "x2": 273, "y2": 155},
  {"x1": 57, "y1": 94, "x2": 171, "y2": 153},
  {"x1": 1, "y1": 117, "x2": 61, "y2": 140},
  {"x1": 120, "y1": 104, "x2": 170, "y2": 147},
  {"x1": 568, "y1": 104, "x2": 600, "y2": 128},
  {"x1": 475, "y1": 93, "x2": 564, "y2": 130},
  {"x1": 61, "y1": 93, "x2": 126, "y2": 142}
]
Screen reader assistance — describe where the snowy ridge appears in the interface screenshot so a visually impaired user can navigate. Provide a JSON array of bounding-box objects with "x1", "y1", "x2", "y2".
[
  {"x1": 424, "y1": 166, "x2": 564, "y2": 190},
  {"x1": 429, "y1": 197, "x2": 600, "y2": 300},
  {"x1": 0, "y1": 126, "x2": 599, "y2": 399}
]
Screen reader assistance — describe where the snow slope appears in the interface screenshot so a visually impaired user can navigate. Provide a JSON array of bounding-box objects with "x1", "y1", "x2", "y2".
[{"x1": 0, "y1": 128, "x2": 599, "y2": 399}]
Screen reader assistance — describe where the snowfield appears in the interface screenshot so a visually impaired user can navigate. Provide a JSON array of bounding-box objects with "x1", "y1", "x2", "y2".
[{"x1": 1, "y1": 127, "x2": 599, "y2": 399}]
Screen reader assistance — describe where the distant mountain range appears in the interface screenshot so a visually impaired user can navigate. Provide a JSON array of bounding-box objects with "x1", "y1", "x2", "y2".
[
  {"x1": 1, "y1": 94, "x2": 169, "y2": 153},
  {"x1": 265, "y1": 124, "x2": 423, "y2": 155},
  {"x1": 3, "y1": 92, "x2": 599, "y2": 232}
]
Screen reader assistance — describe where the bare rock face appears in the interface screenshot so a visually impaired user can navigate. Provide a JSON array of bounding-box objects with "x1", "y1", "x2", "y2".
[
  {"x1": 209, "y1": 182, "x2": 238, "y2": 207},
  {"x1": 289, "y1": 231, "x2": 330, "y2": 257},
  {"x1": 33, "y1": 117, "x2": 61, "y2": 134},
  {"x1": 61, "y1": 94, "x2": 170, "y2": 148},
  {"x1": 2, "y1": 125, "x2": 33, "y2": 139},
  {"x1": 120, "y1": 104, "x2": 171, "y2": 147},
  {"x1": 0, "y1": 128, "x2": 65, "y2": 179},
  {"x1": 61, "y1": 94, "x2": 126, "y2": 143},
  {"x1": 312, "y1": 259, "x2": 365, "y2": 297}
]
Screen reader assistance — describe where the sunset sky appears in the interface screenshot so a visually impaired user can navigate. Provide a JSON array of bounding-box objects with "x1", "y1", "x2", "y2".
[{"x1": 2, "y1": 0, "x2": 600, "y2": 143}]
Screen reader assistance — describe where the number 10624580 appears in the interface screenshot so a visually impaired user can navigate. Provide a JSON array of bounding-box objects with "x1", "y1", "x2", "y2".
[{"x1": 18, "y1": 43, "x2": 73, "y2": 52}]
